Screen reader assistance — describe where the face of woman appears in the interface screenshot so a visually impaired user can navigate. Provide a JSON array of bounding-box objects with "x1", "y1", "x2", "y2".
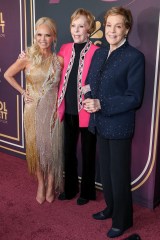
[
  {"x1": 70, "y1": 15, "x2": 90, "y2": 44},
  {"x1": 35, "y1": 24, "x2": 55, "y2": 51},
  {"x1": 105, "y1": 14, "x2": 129, "y2": 51}
]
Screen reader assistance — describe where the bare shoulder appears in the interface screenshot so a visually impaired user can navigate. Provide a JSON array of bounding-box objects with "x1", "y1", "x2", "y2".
[
  {"x1": 16, "y1": 56, "x2": 30, "y2": 69},
  {"x1": 57, "y1": 55, "x2": 64, "y2": 68},
  {"x1": 4, "y1": 56, "x2": 30, "y2": 78}
]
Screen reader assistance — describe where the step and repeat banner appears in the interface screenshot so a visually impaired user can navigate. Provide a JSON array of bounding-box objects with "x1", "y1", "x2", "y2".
[
  {"x1": 0, "y1": 0, "x2": 160, "y2": 208},
  {"x1": 0, "y1": 0, "x2": 26, "y2": 158}
]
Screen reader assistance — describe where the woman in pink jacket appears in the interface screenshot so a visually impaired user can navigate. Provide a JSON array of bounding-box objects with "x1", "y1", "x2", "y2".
[{"x1": 58, "y1": 8, "x2": 99, "y2": 205}]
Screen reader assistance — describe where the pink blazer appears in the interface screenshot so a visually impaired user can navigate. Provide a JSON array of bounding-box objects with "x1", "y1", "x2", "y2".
[{"x1": 58, "y1": 42, "x2": 99, "y2": 127}]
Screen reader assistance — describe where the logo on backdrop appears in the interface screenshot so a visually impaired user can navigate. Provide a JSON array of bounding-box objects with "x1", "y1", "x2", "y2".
[
  {"x1": 91, "y1": 21, "x2": 103, "y2": 45},
  {"x1": 0, "y1": 101, "x2": 8, "y2": 123},
  {"x1": 0, "y1": 12, "x2": 5, "y2": 38}
]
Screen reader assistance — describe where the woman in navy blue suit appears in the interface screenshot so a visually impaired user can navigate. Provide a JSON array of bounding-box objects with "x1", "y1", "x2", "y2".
[{"x1": 83, "y1": 7, "x2": 145, "y2": 238}]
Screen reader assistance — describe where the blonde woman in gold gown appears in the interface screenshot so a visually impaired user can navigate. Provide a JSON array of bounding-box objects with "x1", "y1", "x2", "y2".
[{"x1": 4, "y1": 17, "x2": 64, "y2": 204}]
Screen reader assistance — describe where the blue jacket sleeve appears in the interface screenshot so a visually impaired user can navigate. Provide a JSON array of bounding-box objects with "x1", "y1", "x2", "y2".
[{"x1": 100, "y1": 52, "x2": 145, "y2": 117}]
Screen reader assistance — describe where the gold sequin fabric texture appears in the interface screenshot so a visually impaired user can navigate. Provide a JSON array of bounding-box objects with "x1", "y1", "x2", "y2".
[{"x1": 24, "y1": 54, "x2": 64, "y2": 192}]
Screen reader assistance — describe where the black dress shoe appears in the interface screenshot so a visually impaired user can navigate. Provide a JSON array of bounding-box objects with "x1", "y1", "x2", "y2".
[
  {"x1": 123, "y1": 234, "x2": 141, "y2": 240},
  {"x1": 58, "y1": 192, "x2": 67, "y2": 200},
  {"x1": 77, "y1": 197, "x2": 89, "y2": 205},
  {"x1": 107, "y1": 228, "x2": 124, "y2": 238},
  {"x1": 92, "y1": 209, "x2": 112, "y2": 220},
  {"x1": 58, "y1": 192, "x2": 78, "y2": 200}
]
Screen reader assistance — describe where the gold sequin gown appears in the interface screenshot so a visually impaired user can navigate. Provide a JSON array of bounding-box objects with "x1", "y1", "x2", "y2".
[{"x1": 24, "y1": 54, "x2": 63, "y2": 192}]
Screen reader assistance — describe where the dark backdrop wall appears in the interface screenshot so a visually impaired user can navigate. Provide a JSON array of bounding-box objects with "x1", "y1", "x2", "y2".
[
  {"x1": 0, "y1": 0, "x2": 26, "y2": 158},
  {"x1": 0, "y1": 0, "x2": 160, "y2": 209}
]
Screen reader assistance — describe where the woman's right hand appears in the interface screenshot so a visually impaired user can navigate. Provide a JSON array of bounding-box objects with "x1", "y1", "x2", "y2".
[
  {"x1": 22, "y1": 90, "x2": 34, "y2": 104},
  {"x1": 18, "y1": 51, "x2": 26, "y2": 59},
  {"x1": 83, "y1": 98, "x2": 101, "y2": 113}
]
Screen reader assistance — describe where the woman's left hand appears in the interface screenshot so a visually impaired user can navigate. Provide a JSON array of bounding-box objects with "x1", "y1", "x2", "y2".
[{"x1": 83, "y1": 98, "x2": 101, "y2": 113}]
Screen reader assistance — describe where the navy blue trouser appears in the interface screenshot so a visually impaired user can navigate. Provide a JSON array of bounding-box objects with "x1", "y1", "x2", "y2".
[{"x1": 97, "y1": 136, "x2": 133, "y2": 231}]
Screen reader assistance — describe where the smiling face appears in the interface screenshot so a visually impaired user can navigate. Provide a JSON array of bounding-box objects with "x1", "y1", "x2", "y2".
[
  {"x1": 105, "y1": 14, "x2": 129, "y2": 51},
  {"x1": 35, "y1": 24, "x2": 55, "y2": 51},
  {"x1": 70, "y1": 15, "x2": 90, "y2": 44}
]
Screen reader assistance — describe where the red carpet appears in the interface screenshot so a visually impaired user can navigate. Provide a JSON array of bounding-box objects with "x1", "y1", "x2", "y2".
[{"x1": 0, "y1": 152, "x2": 160, "y2": 240}]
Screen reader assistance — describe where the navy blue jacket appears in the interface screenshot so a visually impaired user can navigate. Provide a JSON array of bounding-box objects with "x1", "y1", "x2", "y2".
[{"x1": 86, "y1": 41, "x2": 145, "y2": 139}]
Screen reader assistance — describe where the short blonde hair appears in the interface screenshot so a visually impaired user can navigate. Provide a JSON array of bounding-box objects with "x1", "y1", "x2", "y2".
[
  {"x1": 27, "y1": 17, "x2": 57, "y2": 66},
  {"x1": 70, "y1": 8, "x2": 96, "y2": 35},
  {"x1": 104, "y1": 6, "x2": 133, "y2": 31}
]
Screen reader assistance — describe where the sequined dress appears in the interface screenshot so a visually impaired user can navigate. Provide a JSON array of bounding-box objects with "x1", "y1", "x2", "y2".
[{"x1": 24, "y1": 54, "x2": 63, "y2": 191}]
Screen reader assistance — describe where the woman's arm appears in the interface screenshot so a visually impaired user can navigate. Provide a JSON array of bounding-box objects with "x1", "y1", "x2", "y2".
[
  {"x1": 4, "y1": 58, "x2": 33, "y2": 103},
  {"x1": 4, "y1": 58, "x2": 27, "y2": 94},
  {"x1": 100, "y1": 52, "x2": 145, "y2": 117}
]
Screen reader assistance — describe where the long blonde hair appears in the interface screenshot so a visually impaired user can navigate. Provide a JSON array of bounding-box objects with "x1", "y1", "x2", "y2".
[{"x1": 26, "y1": 17, "x2": 57, "y2": 66}]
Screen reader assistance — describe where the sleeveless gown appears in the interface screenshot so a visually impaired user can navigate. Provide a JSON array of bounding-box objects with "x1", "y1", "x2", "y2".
[{"x1": 24, "y1": 54, "x2": 63, "y2": 192}]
